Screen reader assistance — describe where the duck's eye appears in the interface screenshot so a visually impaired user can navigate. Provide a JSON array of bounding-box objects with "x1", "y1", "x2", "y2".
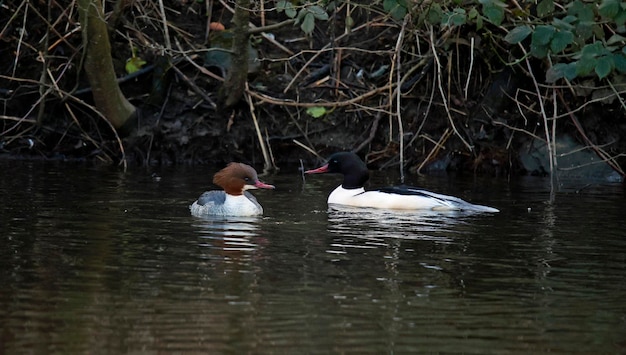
[{"x1": 244, "y1": 177, "x2": 251, "y2": 182}]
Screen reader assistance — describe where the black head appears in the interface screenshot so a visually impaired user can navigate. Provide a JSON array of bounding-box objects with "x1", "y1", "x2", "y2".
[{"x1": 306, "y1": 152, "x2": 369, "y2": 189}]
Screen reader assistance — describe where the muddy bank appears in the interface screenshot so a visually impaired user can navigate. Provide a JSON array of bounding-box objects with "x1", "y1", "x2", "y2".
[{"x1": 1, "y1": 1, "x2": 624, "y2": 182}]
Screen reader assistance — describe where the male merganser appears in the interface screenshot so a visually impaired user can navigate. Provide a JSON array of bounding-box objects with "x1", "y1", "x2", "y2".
[
  {"x1": 190, "y1": 163, "x2": 275, "y2": 217},
  {"x1": 305, "y1": 152, "x2": 499, "y2": 213}
]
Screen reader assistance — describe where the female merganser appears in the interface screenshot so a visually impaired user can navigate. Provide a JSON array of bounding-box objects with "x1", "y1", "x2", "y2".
[
  {"x1": 190, "y1": 163, "x2": 275, "y2": 217},
  {"x1": 305, "y1": 152, "x2": 499, "y2": 213}
]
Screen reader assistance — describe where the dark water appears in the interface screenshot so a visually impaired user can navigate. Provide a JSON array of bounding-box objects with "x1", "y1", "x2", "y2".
[{"x1": 1, "y1": 161, "x2": 625, "y2": 353}]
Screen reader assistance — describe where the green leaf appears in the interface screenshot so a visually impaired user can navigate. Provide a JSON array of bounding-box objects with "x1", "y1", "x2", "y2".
[
  {"x1": 550, "y1": 30, "x2": 574, "y2": 53},
  {"x1": 125, "y1": 56, "x2": 147, "y2": 74},
  {"x1": 532, "y1": 25, "x2": 556, "y2": 46},
  {"x1": 561, "y1": 15, "x2": 577, "y2": 24},
  {"x1": 308, "y1": 5, "x2": 329, "y2": 21},
  {"x1": 306, "y1": 107, "x2": 327, "y2": 118},
  {"x1": 546, "y1": 63, "x2": 567, "y2": 82},
  {"x1": 581, "y1": 42, "x2": 606, "y2": 58},
  {"x1": 598, "y1": 0, "x2": 620, "y2": 19},
  {"x1": 390, "y1": 5, "x2": 407, "y2": 20},
  {"x1": 552, "y1": 18, "x2": 575, "y2": 31},
  {"x1": 607, "y1": 34, "x2": 626, "y2": 45},
  {"x1": 300, "y1": 12, "x2": 315, "y2": 35},
  {"x1": 537, "y1": 0, "x2": 554, "y2": 17},
  {"x1": 576, "y1": 56, "x2": 596, "y2": 76},
  {"x1": 614, "y1": 54, "x2": 626, "y2": 73},
  {"x1": 504, "y1": 25, "x2": 532, "y2": 44},
  {"x1": 530, "y1": 43, "x2": 549, "y2": 58},
  {"x1": 546, "y1": 62, "x2": 578, "y2": 82},
  {"x1": 475, "y1": 13, "x2": 484, "y2": 30},
  {"x1": 595, "y1": 55, "x2": 614, "y2": 79},
  {"x1": 574, "y1": 22, "x2": 594, "y2": 41},
  {"x1": 615, "y1": 8, "x2": 626, "y2": 26},
  {"x1": 277, "y1": 1, "x2": 297, "y2": 18},
  {"x1": 483, "y1": 4, "x2": 504, "y2": 25},
  {"x1": 426, "y1": 3, "x2": 443, "y2": 24},
  {"x1": 442, "y1": 8, "x2": 466, "y2": 27},
  {"x1": 345, "y1": 16, "x2": 354, "y2": 31},
  {"x1": 277, "y1": 0, "x2": 287, "y2": 12},
  {"x1": 563, "y1": 62, "x2": 579, "y2": 81},
  {"x1": 468, "y1": 7, "x2": 479, "y2": 20},
  {"x1": 384, "y1": 0, "x2": 407, "y2": 20},
  {"x1": 568, "y1": 1, "x2": 595, "y2": 22}
]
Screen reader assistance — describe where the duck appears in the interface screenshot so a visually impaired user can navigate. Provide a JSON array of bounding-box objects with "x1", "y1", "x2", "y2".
[
  {"x1": 305, "y1": 152, "x2": 499, "y2": 213},
  {"x1": 190, "y1": 162, "x2": 275, "y2": 217}
]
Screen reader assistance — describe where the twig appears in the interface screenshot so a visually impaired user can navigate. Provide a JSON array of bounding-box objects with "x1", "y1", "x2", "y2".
[
  {"x1": 282, "y1": 17, "x2": 393, "y2": 93},
  {"x1": 354, "y1": 113, "x2": 382, "y2": 153},
  {"x1": 464, "y1": 36, "x2": 474, "y2": 100},
  {"x1": 264, "y1": 127, "x2": 278, "y2": 171},
  {"x1": 393, "y1": 16, "x2": 407, "y2": 183},
  {"x1": 157, "y1": 0, "x2": 171, "y2": 50},
  {"x1": 248, "y1": 83, "x2": 392, "y2": 108},
  {"x1": 429, "y1": 26, "x2": 473, "y2": 152},
  {"x1": 416, "y1": 128, "x2": 452, "y2": 175},
  {"x1": 292, "y1": 139, "x2": 322, "y2": 159},
  {"x1": 556, "y1": 90, "x2": 625, "y2": 177},
  {"x1": 171, "y1": 64, "x2": 217, "y2": 108},
  {"x1": 245, "y1": 85, "x2": 272, "y2": 171},
  {"x1": 299, "y1": 159, "x2": 306, "y2": 182},
  {"x1": 521, "y1": 45, "x2": 555, "y2": 200}
]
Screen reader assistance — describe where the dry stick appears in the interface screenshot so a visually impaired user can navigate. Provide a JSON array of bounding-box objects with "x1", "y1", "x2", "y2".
[
  {"x1": 285, "y1": 107, "x2": 317, "y2": 154},
  {"x1": 521, "y1": 47, "x2": 555, "y2": 200},
  {"x1": 46, "y1": 68, "x2": 103, "y2": 154},
  {"x1": 464, "y1": 37, "x2": 475, "y2": 100},
  {"x1": 171, "y1": 64, "x2": 217, "y2": 108},
  {"x1": 146, "y1": 81, "x2": 173, "y2": 166},
  {"x1": 0, "y1": 115, "x2": 37, "y2": 124},
  {"x1": 608, "y1": 79, "x2": 626, "y2": 111},
  {"x1": 293, "y1": 139, "x2": 323, "y2": 159},
  {"x1": 0, "y1": 0, "x2": 27, "y2": 39},
  {"x1": 264, "y1": 127, "x2": 277, "y2": 170},
  {"x1": 157, "y1": 0, "x2": 171, "y2": 50},
  {"x1": 405, "y1": 77, "x2": 437, "y2": 150},
  {"x1": 13, "y1": 2, "x2": 29, "y2": 78},
  {"x1": 219, "y1": 0, "x2": 295, "y2": 55},
  {"x1": 556, "y1": 90, "x2": 625, "y2": 177},
  {"x1": 283, "y1": 18, "x2": 393, "y2": 93},
  {"x1": 392, "y1": 17, "x2": 408, "y2": 183},
  {"x1": 354, "y1": 113, "x2": 382, "y2": 153},
  {"x1": 416, "y1": 128, "x2": 452, "y2": 174},
  {"x1": 551, "y1": 86, "x2": 558, "y2": 179},
  {"x1": 429, "y1": 26, "x2": 472, "y2": 152},
  {"x1": 245, "y1": 84, "x2": 273, "y2": 171},
  {"x1": 203, "y1": 0, "x2": 212, "y2": 44},
  {"x1": 247, "y1": 83, "x2": 392, "y2": 108}
]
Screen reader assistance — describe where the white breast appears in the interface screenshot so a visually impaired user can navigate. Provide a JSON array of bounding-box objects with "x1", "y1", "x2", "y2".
[{"x1": 190, "y1": 194, "x2": 263, "y2": 216}]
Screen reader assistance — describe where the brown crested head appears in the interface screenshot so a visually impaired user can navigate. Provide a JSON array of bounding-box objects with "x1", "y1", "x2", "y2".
[{"x1": 212, "y1": 163, "x2": 275, "y2": 195}]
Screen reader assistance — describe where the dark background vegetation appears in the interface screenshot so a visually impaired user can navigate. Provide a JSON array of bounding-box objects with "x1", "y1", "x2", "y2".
[{"x1": 1, "y1": 0, "x2": 625, "y2": 178}]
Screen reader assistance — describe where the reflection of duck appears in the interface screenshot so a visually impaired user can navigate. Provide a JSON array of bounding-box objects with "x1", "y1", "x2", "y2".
[
  {"x1": 190, "y1": 163, "x2": 275, "y2": 217},
  {"x1": 193, "y1": 215, "x2": 262, "y2": 252},
  {"x1": 327, "y1": 205, "x2": 472, "y2": 255},
  {"x1": 306, "y1": 152, "x2": 499, "y2": 213}
]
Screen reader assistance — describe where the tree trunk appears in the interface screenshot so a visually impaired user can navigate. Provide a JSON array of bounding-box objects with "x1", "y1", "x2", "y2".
[
  {"x1": 221, "y1": 0, "x2": 250, "y2": 108},
  {"x1": 77, "y1": 0, "x2": 136, "y2": 130}
]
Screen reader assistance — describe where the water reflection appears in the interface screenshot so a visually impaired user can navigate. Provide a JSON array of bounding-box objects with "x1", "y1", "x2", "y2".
[
  {"x1": 2, "y1": 163, "x2": 626, "y2": 353},
  {"x1": 325, "y1": 204, "x2": 490, "y2": 250},
  {"x1": 191, "y1": 215, "x2": 265, "y2": 256}
]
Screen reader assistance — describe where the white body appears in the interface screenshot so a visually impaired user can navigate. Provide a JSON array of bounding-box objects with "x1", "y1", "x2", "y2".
[
  {"x1": 190, "y1": 191, "x2": 263, "y2": 217},
  {"x1": 328, "y1": 185, "x2": 499, "y2": 212}
]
